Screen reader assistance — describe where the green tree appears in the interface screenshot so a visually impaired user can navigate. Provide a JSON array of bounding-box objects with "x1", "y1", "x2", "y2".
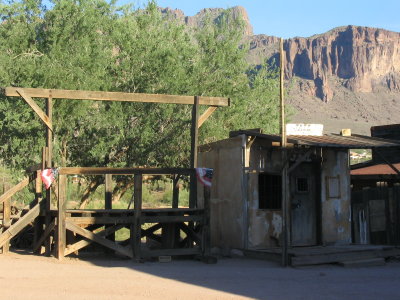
[{"x1": 0, "y1": 0, "x2": 283, "y2": 206}]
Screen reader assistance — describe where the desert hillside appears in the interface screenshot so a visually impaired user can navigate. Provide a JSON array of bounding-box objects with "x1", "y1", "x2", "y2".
[{"x1": 162, "y1": 6, "x2": 400, "y2": 134}]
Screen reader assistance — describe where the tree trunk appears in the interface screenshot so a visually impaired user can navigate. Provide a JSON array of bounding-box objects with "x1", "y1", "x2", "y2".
[{"x1": 79, "y1": 177, "x2": 103, "y2": 209}]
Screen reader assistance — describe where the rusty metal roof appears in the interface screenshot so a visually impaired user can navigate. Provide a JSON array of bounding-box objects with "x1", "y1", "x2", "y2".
[
  {"x1": 231, "y1": 130, "x2": 400, "y2": 149},
  {"x1": 351, "y1": 163, "x2": 400, "y2": 175}
]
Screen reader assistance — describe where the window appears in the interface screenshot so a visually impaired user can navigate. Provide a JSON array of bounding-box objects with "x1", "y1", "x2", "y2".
[
  {"x1": 259, "y1": 173, "x2": 282, "y2": 209},
  {"x1": 326, "y1": 176, "x2": 340, "y2": 198},
  {"x1": 296, "y1": 177, "x2": 309, "y2": 193}
]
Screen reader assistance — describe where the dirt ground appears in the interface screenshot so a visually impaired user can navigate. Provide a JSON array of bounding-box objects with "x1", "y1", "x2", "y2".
[{"x1": 1, "y1": 252, "x2": 400, "y2": 300}]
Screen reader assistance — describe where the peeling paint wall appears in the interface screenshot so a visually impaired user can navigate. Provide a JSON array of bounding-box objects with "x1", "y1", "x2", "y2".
[
  {"x1": 247, "y1": 142, "x2": 283, "y2": 249},
  {"x1": 198, "y1": 136, "x2": 245, "y2": 249},
  {"x1": 320, "y1": 149, "x2": 352, "y2": 245}
]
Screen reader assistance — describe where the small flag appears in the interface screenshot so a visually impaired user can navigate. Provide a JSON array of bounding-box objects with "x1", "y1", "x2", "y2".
[
  {"x1": 41, "y1": 168, "x2": 59, "y2": 189},
  {"x1": 195, "y1": 168, "x2": 213, "y2": 187}
]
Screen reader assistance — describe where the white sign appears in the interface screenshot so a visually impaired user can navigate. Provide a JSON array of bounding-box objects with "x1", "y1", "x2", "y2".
[{"x1": 286, "y1": 123, "x2": 324, "y2": 136}]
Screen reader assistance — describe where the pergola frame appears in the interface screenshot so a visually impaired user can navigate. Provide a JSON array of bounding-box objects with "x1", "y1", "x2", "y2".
[{"x1": 2, "y1": 86, "x2": 229, "y2": 260}]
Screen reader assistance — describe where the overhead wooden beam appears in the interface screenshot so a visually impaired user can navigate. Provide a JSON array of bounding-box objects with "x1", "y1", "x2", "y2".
[
  {"x1": 198, "y1": 106, "x2": 217, "y2": 128},
  {"x1": 16, "y1": 88, "x2": 53, "y2": 130},
  {"x1": 58, "y1": 167, "x2": 195, "y2": 176},
  {"x1": 6, "y1": 87, "x2": 230, "y2": 107}
]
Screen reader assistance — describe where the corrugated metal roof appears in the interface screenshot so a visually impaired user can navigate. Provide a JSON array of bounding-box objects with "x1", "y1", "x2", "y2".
[
  {"x1": 231, "y1": 130, "x2": 400, "y2": 149},
  {"x1": 351, "y1": 163, "x2": 400, "y2": 175}
]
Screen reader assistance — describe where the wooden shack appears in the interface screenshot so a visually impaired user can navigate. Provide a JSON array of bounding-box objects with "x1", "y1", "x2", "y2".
[
  {"x1": 198, "y1": 129, "x2": 400, "y2": 265},
  {"x1": 351, "y1": 124, "x2": 400, "y2": 246}
]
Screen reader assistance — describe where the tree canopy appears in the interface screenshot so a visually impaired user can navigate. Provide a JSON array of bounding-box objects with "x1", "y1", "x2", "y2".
[{"x1": 0, "y1": 0, "x2": 283, "y2": 203}]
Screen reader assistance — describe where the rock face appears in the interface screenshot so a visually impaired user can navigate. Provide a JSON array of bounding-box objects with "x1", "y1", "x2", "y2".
[
  {"x1": 160, "y1": 6, "x2": 400, "y2": 133},
  {"x1": 160, "y1": 6, "x2": 253, "y2": 36},
  {"x1": 247, "y1": 26, "x2": 400, "y2": 102}
]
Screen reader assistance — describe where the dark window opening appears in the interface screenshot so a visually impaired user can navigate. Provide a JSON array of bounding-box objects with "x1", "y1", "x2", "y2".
[
  {"x1": 296, "y1": 177, "x2": 309, "y2": 193},
  {"x1": 259, "y1": 173, "x2": 282, "y2": 209}
]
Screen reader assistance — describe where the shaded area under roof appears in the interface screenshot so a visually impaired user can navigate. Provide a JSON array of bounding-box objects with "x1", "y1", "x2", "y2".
[{"x1": 230, "y1": 130, "x2": 400, "y2": 149}]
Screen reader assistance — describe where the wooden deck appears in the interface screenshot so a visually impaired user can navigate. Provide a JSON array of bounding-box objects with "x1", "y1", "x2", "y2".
[{"x1": 244, "y1": 244, "x2": 400, "y2": 266}]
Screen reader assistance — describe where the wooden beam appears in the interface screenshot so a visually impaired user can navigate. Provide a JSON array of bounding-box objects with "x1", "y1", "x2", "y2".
[
  {"x1": 198, "y1": 106, "x2": 217, "y2": 128},
  {"x1": 6, "y1": 87, "x2": 229, "y2": 107},
  {"x1": 189, "y1": 96, "x2": 199, "y2": 208},
  {"x1": 172, "y1": 174, "x2": 180, "y2": 208},
  {"x1": 16, "y1": 88, "x2": 52, "y2": 130},
  {"x1": 58, "y1": 167, "x2": 194, "y2": 176},
  {"x1": 56, "y1": 174, "x2": 67, "y2": 260},
  {"x1": 64, "y1": 224, "x2": 124, "y2": 256},
  {"x1": 0, "y1": 201, "x2": 43, "y2": 248},
  {"x1": 132, "y1": 174, "x2": 143, "y2": 260},
  {"x1": 0, "y1": 177, "x2": 30, "y2": 205},
  {"x1": 32, "y1": 219, "x2": 55, "y2": 252},
  {"x1": 66, "y1": 221, "x2": 133, "y2": 258}
]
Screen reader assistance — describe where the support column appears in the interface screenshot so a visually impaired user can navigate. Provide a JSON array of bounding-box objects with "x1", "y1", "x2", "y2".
[
  {"x1": 189, "y1": 96, "x2": 199, "y2": 208},
  {"x1": 2, "y1": 183, "x2": 11, "y2": 254},
  {"x1": 45, "y1": 94, "x2": 53, "y2": 255},
  {"x1": 56, "y1": 174, "x2": 66, "y2": 260},
  {"x1": 132, "y1": 174, "x2": 142, "y2": 260}
]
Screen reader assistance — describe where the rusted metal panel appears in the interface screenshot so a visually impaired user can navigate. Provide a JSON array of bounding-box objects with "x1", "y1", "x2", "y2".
[
  {"x1": 230, "y1": 130, "x2": 400, "y2": 149},
  {"x1": 320, "y1": 149, "x2": 352, "y2": 245}
]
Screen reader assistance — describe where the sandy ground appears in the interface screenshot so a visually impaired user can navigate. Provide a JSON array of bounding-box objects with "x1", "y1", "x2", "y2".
[{"x1": 1, "y1": 252, "x2": 400, "y2": 300}]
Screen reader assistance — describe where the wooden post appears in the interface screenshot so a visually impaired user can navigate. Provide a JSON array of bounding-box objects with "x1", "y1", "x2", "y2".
[
  {"x1": 189, "y1": 96, "x2": 199, "y2": 208},
  {"x1": 2, "y1": 183, "x2": 11, "y2": 254},
  {"x1": 172, "y1": 175, "x2": 180, "y2": 208},
  {"x1": 33, "y1": 170, "x2": 43, "y2": 254},
  {"x1": 56, "y1": 174, "x2": 66, "y2": 260},
  {"x1": 280, "y1": 38, "x2": 290, "y2": 267},
  {"x1": 203, "y1": 185, "x2": 211, "y2": 256},
  {"x1": 45, "y1": 94, "x2": 53, "y2": 255},
  {"x1": 132, "y1": 174, "x2": 142, "y2": 260},
  {"x1": 105, "y1": 174, "x2": 115, "y2": 250}
]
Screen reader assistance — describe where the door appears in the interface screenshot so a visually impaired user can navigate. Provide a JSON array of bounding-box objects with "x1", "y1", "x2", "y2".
[{"x1": 290, "y1": 163, "x2": 317, "y2": 246}]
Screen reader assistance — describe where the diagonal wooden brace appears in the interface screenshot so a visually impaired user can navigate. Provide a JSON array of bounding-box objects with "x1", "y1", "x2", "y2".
[{"x1": 16, "y1": 88, "x2": 53, "y2": 131}]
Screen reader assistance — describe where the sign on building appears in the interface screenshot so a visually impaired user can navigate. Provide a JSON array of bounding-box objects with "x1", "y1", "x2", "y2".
[{"x1": 286, "y1": 124, "x2": 324, "y2": 136}]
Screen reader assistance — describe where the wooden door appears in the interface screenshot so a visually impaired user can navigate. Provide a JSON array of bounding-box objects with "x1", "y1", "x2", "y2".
[{"x1": 290, "y1": 163, "x2": 317, "y2": 246}]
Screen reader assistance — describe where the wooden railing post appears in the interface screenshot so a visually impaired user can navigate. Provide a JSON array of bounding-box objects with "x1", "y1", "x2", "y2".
[
  {"x1": 132, "y1": 174, "x2": 142, "y2": 260},
  {"x1": 172, "y1": 174, "x2": 180, "y2": 208},
  {"x1": 2, "y1": 183, "x2": 11, "y2": 254},
  {"x1": 33, "y1": 170, "x2": 43, "y2": 254},
  {"x1": 203, "y1": 185, "x2": 211, "y2": 256},
  {"x1": 56, "y1": 174, "x2": 66, "y2": 260},
  {"x1": 105, "y1": 174, "x2": 115, "y2": 252},
  {"x1": 189, "y1": 96, "x2": 199, "y2": 208}
]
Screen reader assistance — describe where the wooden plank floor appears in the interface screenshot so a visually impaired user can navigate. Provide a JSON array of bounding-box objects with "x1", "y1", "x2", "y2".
[{"x1": 245, "y1": 245, "x2": 400, "y2": 266}]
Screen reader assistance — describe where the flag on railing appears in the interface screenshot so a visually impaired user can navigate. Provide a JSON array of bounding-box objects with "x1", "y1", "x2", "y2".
[
  {"x1": 195, "y1": 168, "x2": 213, "y2": 187},
  {"x1": 41, "y1": 168, "x2": 59, "y2": 189}
]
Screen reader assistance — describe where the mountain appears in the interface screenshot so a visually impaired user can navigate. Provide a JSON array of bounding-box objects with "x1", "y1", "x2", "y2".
[{"x1": 161, "y1": 6, "x2": 400, "y2": 134}]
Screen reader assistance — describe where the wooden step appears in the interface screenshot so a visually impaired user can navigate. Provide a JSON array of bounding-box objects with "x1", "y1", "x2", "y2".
[{"x1": 339, "y1": 258, "x2": 385, "y2": 268}]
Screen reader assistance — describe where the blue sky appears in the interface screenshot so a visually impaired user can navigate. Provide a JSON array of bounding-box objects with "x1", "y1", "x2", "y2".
[{"x1": 122, "y1": 0, "x2": 400, "y2": 38}]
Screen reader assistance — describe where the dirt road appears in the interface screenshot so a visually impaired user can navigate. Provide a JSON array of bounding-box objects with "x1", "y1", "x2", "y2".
[{"x1": 1, "y1": 252, "x2": 399, "y2": 300}]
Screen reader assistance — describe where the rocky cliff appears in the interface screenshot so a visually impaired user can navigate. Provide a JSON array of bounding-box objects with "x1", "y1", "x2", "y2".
[
  {"x1": 247, "y1": 26, "x2": 400, "y2": 102},
  {"x1": 161, "y1": 6, "x2": 400, "y2": 134}
]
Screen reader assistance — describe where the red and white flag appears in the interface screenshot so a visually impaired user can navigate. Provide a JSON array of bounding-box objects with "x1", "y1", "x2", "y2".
[
  {"x1": 41, "y1": 168, "x2": 59, "y2": 189},
  {"x1": 196, "y1": 168, "x2": 213, "y2": 187}
]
